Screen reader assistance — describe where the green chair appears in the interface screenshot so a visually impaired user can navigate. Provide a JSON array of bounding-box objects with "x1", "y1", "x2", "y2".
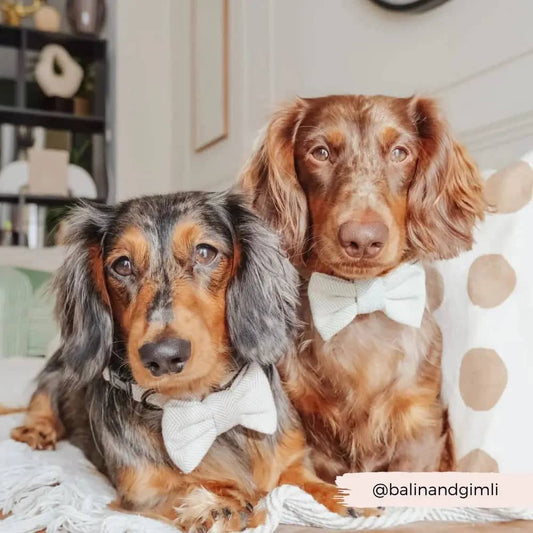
[{"x1": 0, "y1": 266, "x2": 58, "y2": 358}]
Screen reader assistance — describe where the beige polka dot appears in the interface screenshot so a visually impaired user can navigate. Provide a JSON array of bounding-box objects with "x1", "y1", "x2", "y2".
[
  {"x1": 468, "y1": 254, "x2": 516, "y2": 308},
  {"x1": 484, "y1": 161, "x2": 533, "y2": 213},
  {"x1": 457, "y1": 449, "x2": 499, "y2": 472},
  {"x1": 425, "y1": 266, "x2": 444, "y2": 311},
  {"x1": 459, "y1": 348, "x2": 507, "y2": 411}
]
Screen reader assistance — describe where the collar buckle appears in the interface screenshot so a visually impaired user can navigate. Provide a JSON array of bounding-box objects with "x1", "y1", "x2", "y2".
[{"x1": 103, "y1": 367, "x2": 132, "y2": 396}]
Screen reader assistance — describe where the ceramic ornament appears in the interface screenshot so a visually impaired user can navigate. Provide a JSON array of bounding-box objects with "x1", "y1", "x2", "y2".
[
  {"x1": 34, "y1": 44, "x2": 83, "y2": 99},
  {"x1": 34, "y1": 5, "x2": 62, "y2": 32}
]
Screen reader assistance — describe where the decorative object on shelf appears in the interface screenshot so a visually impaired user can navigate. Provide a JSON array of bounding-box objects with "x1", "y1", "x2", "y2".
[
  {"x1": 368, "y1": 0, "x2": 449, "y2": 12},
  {"x1": 34, "y1": 44, "x2": 83, "y2": 99},
  {"x1": 66, "y1": 0, "x2": 105, "y2": 36},
  {"x1": 34, "y1": 3, "x2": 61, "y2": 32},
  {"x1": 1, "y1": 219, "x2": 13, "y2": 245},
  {"x1": 66, "y1": 163, "x2": 97, "y2": 198},
  {"x1": 0, "y1": 159, "x2": 98, "y2": 198},
  {"x1": 45, "y1": 129, "x2": 71, "y2": 153},
  {"x1": 192, "y1": 0, "x2": 229, "y2": 152},
  {"x1": 0, "y1": 160, "x2": 30, "y2": 193},
  {"x1": 73, "y1": 61, "x2": 95, "y2": 116},
  {"x1": 73, "y1": 96, "x2": 89, "y2": 116},
  {"x1": 15, "y1": 126, "x2": 34, "y2": 160},
  {"x1": 28, "y1": 148, "x2": 69, "y2": 196},
  {"x1": 1, "y1": 0, "x2": 42, "y2": 26}
]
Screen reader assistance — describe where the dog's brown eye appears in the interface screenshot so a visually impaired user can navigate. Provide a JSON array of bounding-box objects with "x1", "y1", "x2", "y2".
[
  {"x1": 112, "y1": 256, "x2": 133, "y2": 277},
  {"x1": 311, "y1": 146, "x2": 329, "y2": 162},
  {"x1": 195, "y1": 244, "x2": 218, "y2": 265},
  {"x1": 391, "y1": 146, "x2": 408, "y2": 163}
]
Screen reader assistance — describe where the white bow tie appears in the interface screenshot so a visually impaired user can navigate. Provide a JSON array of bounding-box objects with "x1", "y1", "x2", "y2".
[
  {"x1": 103, "y1": 363, "x2": 277, "y2": 474},
  {"x1": 307, "y1": 263, "x2": 426, "y2": 341},
  {"x1": 161, "y1": 362, "x2": 277, "y2": 473}
]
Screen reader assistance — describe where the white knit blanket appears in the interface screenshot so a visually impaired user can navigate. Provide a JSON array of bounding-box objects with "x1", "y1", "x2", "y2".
[{"x1": 1, "y1": 414, "x2": 532, "y2": 533}]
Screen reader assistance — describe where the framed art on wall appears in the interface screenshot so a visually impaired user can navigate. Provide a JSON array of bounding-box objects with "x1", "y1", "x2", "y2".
[{"x1": 191, "y1": 0, "x2": 229, "y2": 152}]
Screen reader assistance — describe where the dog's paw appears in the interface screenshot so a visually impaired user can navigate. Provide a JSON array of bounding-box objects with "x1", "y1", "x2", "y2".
[
  {"x1": 11, "y1": 418, "x2": 58, "y2": 450},
  {"x1": 174, "y1": 487, "x2": 260, "y2": 532}
]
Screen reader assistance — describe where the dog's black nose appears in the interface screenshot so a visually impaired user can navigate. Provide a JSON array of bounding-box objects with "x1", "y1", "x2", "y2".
[{"x1": 139, "y1": 338, "x2": 191, "y2": 377}]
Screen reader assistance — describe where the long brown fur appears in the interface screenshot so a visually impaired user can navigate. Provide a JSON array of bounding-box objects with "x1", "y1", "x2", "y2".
[{"x1": 240, "y1": 94, "x2": 485, "y2": 480}]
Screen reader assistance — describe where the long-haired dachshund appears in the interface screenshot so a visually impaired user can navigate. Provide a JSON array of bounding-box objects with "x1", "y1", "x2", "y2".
[
  {"x1": 11, "y1": 192, "x2": 359, "y2": 531},
  {"x1": 240, "y1": 95, "x2": 486, "y2": 481}
]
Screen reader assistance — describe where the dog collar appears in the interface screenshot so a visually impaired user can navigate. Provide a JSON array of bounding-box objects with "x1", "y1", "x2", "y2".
[
  {"x1": 102, "y1": 367, "x2": 167, "y2": 409},
  {"x1": 102, "y1": 365, "x2": 243, "y2": 410}
]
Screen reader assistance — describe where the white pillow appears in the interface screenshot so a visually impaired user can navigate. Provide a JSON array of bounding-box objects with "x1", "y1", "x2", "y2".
[{"x1": 431, "y1": 150, "x2": 533, "y2": 473}]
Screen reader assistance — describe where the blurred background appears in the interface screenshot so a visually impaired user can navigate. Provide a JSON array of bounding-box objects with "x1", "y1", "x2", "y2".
[{"x1": 1, "y1": 0, "x2": 532, "y2": 357}]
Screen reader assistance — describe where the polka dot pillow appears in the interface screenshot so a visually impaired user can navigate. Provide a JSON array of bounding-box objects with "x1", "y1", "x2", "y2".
[{"x1": 429, "y1": 150, "x2": 533, "y2": 473}]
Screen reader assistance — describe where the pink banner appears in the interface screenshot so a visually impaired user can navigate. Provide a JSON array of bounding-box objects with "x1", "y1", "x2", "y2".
[{"x1": 336, "y1": 472, "x2": 533, "y2": 508}]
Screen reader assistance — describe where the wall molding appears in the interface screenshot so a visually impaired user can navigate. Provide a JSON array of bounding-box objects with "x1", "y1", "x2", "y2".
[
  {"x1": 432, "y1": 46, "x2": 533, "y2": 164},
  {"x1": 459, "y1": 109, "x2": 533, "y2": 153},
  {"x1": 433, "y1": 47, "x2": 533, "y2": 98}
]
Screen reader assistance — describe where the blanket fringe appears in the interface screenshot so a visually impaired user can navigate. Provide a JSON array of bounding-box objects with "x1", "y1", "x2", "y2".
[{"x1": 2, "y1": 438, "x2": 533, "y2": 533}]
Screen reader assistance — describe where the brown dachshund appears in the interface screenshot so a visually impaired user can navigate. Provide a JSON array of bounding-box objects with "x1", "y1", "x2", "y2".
[{"x1": 240, "y1": 95, "x2": 485, "y2": 482}]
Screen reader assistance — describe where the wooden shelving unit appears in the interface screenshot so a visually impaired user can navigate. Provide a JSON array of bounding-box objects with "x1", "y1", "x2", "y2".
[
  {"x1": 0, "y1": 23, "x2": 108, "y2": 201},
  {"x1": 0, "y1": 104, "x2": 105, "y2": 133},
  {"x1": 0, "y1": 193, "x2": 104, "y2": 207}
]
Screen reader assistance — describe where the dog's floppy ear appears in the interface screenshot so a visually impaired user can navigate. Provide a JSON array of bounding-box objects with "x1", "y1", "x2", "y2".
[
  {"x1": 406, "y1": 97, "x2": 486, "y2": 260},
  {"x1": 53, "y1": 202, "x2": 114, "y2": 384},
  {"x1": 224, "y1": 195, "x2": 299, "y2": 366},
  {"x1": 239, "y1": 98, "x2": 309, "y2": 261}
]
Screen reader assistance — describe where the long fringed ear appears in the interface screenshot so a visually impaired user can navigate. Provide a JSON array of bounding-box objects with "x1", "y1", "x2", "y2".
[
  {"x1": 224, "y1": 195, "x2": 299, "y2": 366},
  {"x1": 239, "y1": 98, "x2": 309, "y2": 261},
  {"x1": 407, "y1": 97, "x2": 486, "y2": 260},
  {"x1": 53, "y1": 203, "x2": 115, "y2": 384}
]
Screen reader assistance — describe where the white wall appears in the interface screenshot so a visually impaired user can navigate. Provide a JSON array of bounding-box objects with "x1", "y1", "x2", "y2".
[
  {"x1": 112, "y1": 0, "x2": 533, "y2": 197},
  {"x1": 170, "y1": 0, "x2": 249, "y2": 192},
  {"x1": 171, "y1": 0, "x2": 533, "y2": 191},
  {"x1": 112, "y1": 0, "x2": 174, "y2": 201},
  {"x1": 267, "y1": 0, "x2": 533, "y2": 170}
]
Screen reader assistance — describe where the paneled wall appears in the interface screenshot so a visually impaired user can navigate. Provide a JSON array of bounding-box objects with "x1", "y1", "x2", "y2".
[
  {"x1": 112, "y1": 0, "x2": 533, "y2": 197},
  {"x1": 110, "y1": 0, "x2": 174, "y2": 200}
]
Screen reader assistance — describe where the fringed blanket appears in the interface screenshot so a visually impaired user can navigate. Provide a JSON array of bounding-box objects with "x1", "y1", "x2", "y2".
[{"x1": 1, "y1": 414, "x2": 532, "y2": 533}]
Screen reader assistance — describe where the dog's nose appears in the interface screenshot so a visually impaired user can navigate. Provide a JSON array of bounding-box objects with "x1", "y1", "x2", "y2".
[
  {"x1": 139, "y1": 338, "x2": 191, "y2": 377},
  {"x1": 338, "y1": 221, "x2": 389, "y2": 259}
]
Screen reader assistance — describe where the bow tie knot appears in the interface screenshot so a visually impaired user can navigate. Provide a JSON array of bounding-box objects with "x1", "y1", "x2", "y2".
[
  {"x1": 161, "y1": 362, "x2": 277, "y2": 473},
  {"x1": 308, "y1": 263, "x2": 426, "y2": 341}
]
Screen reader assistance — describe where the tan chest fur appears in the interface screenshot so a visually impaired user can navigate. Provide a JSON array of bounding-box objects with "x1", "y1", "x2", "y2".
[{"x1": 279, "y1": 300, "x2": 445, "y2": 477}]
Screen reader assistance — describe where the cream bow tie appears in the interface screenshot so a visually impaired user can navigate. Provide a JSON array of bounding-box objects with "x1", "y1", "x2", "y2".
[
  {"x1": 161, "y1": 362, "x2": 277, "y2": 473},
  {"x1": 308, "y1": 263, "x2": 426, "y2": 341}
]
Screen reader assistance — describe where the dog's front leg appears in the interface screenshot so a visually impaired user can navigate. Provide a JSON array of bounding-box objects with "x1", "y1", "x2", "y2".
[
  {"x1": 115, "y1": 464, "x2": 263, "y2": 532},
  {"x1": 274, "y1": 427, "x2": 381, "y2": 519},
  {"x1": 10, "y1": 359, "x2": 66, "y2": 451},
  {"x1": 11, "y1": 389, "x2": 64, "y2": 450}
]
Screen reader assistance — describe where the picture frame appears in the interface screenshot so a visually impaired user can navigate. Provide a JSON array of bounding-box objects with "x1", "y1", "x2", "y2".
[{"x1": 191, "y1": 0, "x2": 229, "y2": 152}]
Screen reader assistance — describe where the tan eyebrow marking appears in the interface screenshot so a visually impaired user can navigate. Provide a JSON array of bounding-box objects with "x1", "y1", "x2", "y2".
[
  {"x1": 381, "y1": 127, "x2": 400, "y2": 148},
  {"x1": 107, "y1": 226, "x2": 149, "y2": 272},
  {"x1": 172, "y1": 218, "x2": 204, "y2": 263},
  {"x1": 326, "y1": 129, "x2": 345, "y2": 147}
]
